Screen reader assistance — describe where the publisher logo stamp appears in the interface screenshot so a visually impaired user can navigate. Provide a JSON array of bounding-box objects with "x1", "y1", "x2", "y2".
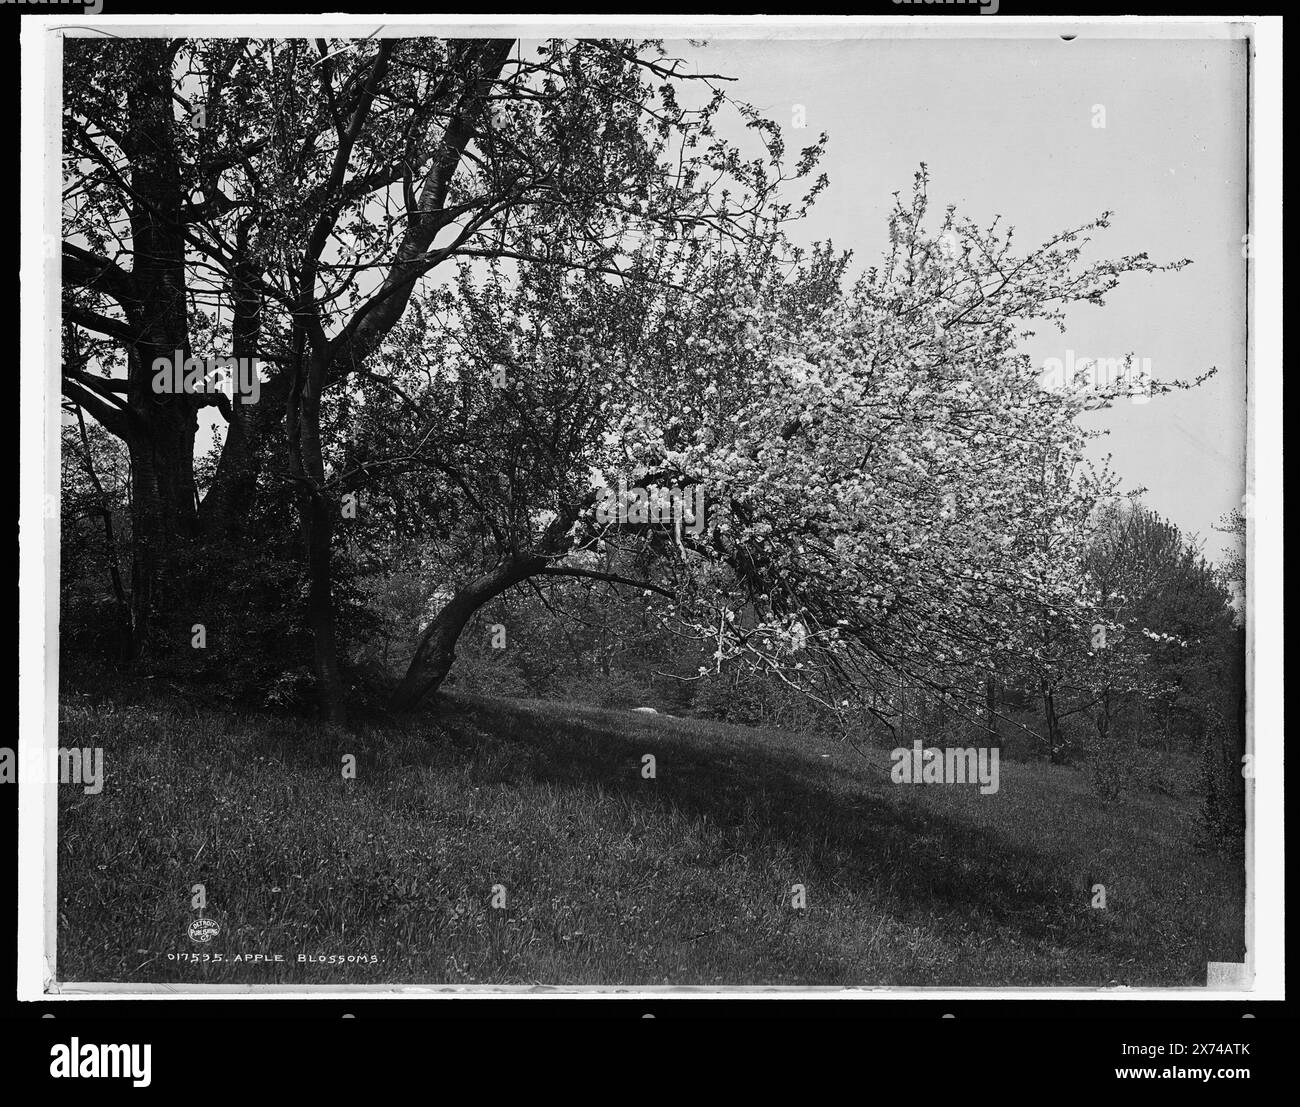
[{"x1": 188, "y1": 918, "x2": 221, "y2": 944}]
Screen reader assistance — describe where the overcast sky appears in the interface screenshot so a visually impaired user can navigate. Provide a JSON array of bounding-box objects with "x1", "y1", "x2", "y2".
[{"x1": 683, "y1": 32, "x2": 1247, "y2": 563}]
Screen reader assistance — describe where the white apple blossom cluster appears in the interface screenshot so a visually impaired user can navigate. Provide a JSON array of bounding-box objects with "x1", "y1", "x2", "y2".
[{"x1": 592, "y1": 169, "x2": 1202, "y2": 732}]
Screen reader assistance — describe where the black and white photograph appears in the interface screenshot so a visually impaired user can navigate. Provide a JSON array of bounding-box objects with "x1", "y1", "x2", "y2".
[{"x1": 18, "y1": 13, "x2": 1280, "y2": 1008}]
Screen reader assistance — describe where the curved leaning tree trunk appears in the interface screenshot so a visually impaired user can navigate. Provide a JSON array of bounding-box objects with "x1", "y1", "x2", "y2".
[
  {"x1": 389, "y1": 555, "x2": 546, "y2": 712},
  {"x1": 388, "y1": 552, "x2": 678, "y2": 713}
]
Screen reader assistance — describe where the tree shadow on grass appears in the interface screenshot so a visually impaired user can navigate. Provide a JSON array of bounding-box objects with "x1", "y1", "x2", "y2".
[{"x1": 436, "y1": 694, "x2": 1087, "y2": 945}]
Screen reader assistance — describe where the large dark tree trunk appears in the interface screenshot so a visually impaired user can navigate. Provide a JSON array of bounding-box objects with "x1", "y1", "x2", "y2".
[
  {"x1": 390, "y1": 554, "x2": 546, "y2": 712},
  {"x1": 119, "y1": 41, "x2": 198, "y2": 659},
  {"x1": 287, "y1": 347, "x2": 350, "y2": 724},
  {"x1": 125, "y1": 414, "x2": 198, "y2": 656},
  {"x1": 67, "y1": 49, "x2": 288, "y2": 666},
  {"x1": 198, "y1": 248, "x2": 276, "y2": 546},
  {"x1": 278, "y1": 41, "x2": 513, "y2": 724}
]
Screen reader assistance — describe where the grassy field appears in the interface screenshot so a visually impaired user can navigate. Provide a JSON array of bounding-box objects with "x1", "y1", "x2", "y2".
[{"x1": 55, "y1": 689, "x2": 1245, "y2": 987}]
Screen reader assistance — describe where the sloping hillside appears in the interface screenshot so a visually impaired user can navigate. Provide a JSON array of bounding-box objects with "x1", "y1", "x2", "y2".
[{"x1": 56, "y1": 692, "x2": 1245, "y2": 986}]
